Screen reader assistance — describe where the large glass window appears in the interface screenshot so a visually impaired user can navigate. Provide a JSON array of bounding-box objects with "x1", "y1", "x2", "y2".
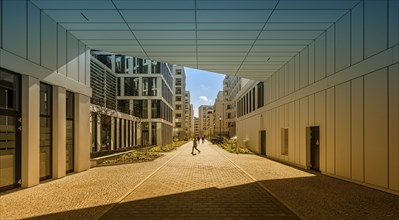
[
  {"x1": 252, "y1": 87, "x2": 256, "y2": 111},
  {"x1": 66, "y1": 91, "x2": 74, "y2": 173},
  {"x1": 40, "y1": 83, "x2": 52, "y2": 180},
  {"x1": 101, "y1": 115, "x2": 111, "y2": 151},
  {"x1": 0, "y1": 70, "x2": 21, "y2": 191},
  {"x1": 0, "y1": 71, "x2": 20, "y2": 111},
  {"x1": 151, "y1": 100, "x2": 160, "y2": 118},
  {"x1": 151, "y1": 123, "x2": 157, "y2": 145},
  {"x1": 91, "y1": 113, "x2": 97, "y2": 152},
  {"x1": 142, "y1": 77, "x2": 157, "y2": 96},
  {"x1": 141, "y1": 122, "x2": 149, "y2": 146},
  {"x1": 257, "y1": 82, "x2": 265, "y2": 108},
  {"x1": 151, "y1": 61, "x2": 160, "y2": 74},
  {"x1": 133, "y1": 100, "x2": 148, "y2": 118},
  {"x1": 124, "y1": 77, "x2": 139, "y2": 96},
  {"x1": 118, "y1": 100, "x2": 130, "y2": 115}
]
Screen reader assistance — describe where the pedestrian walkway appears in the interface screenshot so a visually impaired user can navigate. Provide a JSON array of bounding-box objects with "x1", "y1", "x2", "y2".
[{"x1": 1, "y1": 141, "x2": 398, "y2": 219}]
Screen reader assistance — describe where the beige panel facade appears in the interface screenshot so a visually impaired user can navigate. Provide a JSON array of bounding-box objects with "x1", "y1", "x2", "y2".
[
  {"x1": 0, "y1": 1, "x2": 92, "y2": 191},
  {"x1": 236, "y1": 1, "x2": 399, "y2": 195}
]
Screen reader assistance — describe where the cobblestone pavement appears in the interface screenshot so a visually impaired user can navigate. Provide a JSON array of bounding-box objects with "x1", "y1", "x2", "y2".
[
  {"x1": 2, "y1": 141, "x2": 398, "y2": 220},
  {"x1": 213, "y1": 145, "x2": 399, "y2": 220},
  {"x1": 100, "y1": 142, "x2": 297, "y2": 219},
  {"x1": 0, "y1": 144, "x2": 186, "y2": 219}
]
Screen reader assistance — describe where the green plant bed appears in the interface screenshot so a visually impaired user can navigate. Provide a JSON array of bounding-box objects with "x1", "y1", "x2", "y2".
[
  {"x1": 90, "y1": 145, "x2": 151, "y2": 159},
  {"x1": 217, "y1": 138, "x2": 252, "y2": 154},
  {"x1": 98, "y1": 150, "x2": 162, "y2": 166},
  {"x1": 97, "y1": 141, "x2": 188, "y2": 166}
]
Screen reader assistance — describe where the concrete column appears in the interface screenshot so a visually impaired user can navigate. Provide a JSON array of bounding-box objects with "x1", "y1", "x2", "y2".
[
  {"x1": 115, "y1": 118, "x2": 120, "y2": 149},
  {"x1": 157, "y1": 123, "x2": 161, "y2": 146},
  {"x1": 96, "y1": 115, "x2": 101, "y2": 152},
  {"x1": 21, "y1": 75, "x2": 40, "y2": 187},
  {"x1": 52, "y1": 86, "x2": 66, "y2": 179},
  {"x1": 121, "y1": 119, "x2": 125, "y2": 148},
  {"x1": 137, "y1": 122, "x2": 142, "y2": 146},
  {"x1": 74, "y1": 93, "x2": 90, "y2": 172},
  {"x1": 111, "y1": 117, "x2": 115, "y2": 150},
  {"x1": 129, "y1": 120, "x2": 133, "y2": 147}
]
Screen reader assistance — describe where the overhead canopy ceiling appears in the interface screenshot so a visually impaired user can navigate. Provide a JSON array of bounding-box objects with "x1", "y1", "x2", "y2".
[{"x1": 30, "y1": 0, "x2": 360, "y2": 80}]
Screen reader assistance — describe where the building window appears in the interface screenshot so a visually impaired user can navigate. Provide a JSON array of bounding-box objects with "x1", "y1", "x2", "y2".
[
  {"x1": 257, "y1": 82, "x2": 264, "y2": 108},
  {"x1": 40, "y1": 83, "x2": 52, "y2": 180},
  {"x1": 249, "y1": 90, "x2": 252, "y2": 113},
  {"x1": 66, "y1": 91, "x2": 74, "y2": 173},
  {"x1": 133, "y1": 100, "x2": 148, "y2": 118},
  {"x1": 152, "y1": 123, "x2": 157, "y2": 145},
  {"x1": 142, "y1": 122, "x2": 149, "y2": 146},
  {"x1": 101, "y1": 115, "x2": 111, "y2": 151},
  {"x1": 252, "y1": 87, "x2": 256, "y2": 111},
  {"x1": 114, "y1": 118, "x2": 118, "y2": 149},
  {"x1": 281, "y1": 128, "x2": 288, "y2": 156},
  {"x1": 117, "y1": 100, "x2": 130, "y2": 115},
  {"x1": 91, "y1": 113, "x2": 97, "y2": 152},
  {"x1": 124, "y1": 77, "x2": 139, "y2": 96},
  {"x1": 151, "y1": 61, "x2": 160, "y2": 74},
  {"x1": 143, "y1": 77, "x2": 157, "y2": 96},
  {"x1": 151, "y1": 100, "x2": 161, "y2": 118}
]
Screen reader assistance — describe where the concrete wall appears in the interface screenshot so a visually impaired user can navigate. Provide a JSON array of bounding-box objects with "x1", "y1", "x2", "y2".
[
  {"x1": 237, "y1": 0, "x2": 399, "y2": 194},
  {"x1": 0, "y1": 0, "x2": 92, "y2": 187}
]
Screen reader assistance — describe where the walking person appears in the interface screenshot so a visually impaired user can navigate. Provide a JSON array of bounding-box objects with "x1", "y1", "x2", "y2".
[
  {"x1": 197, "y1": 136, "x2": 201, "y2": 144},
  {"x1": 192, "y1": 137, "x2": 200, "y2": 154},
  {"x1": 201, "y1": 136, "x2": 204, "y2": 144}
]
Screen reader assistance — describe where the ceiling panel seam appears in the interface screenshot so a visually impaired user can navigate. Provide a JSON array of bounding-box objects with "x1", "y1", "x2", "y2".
[
  {"x1": 110, "y1": 0, "x2": 150, "y2": 60},
  {"x1": 234, "y1": 0, "x2": 281, "y2": 78}
]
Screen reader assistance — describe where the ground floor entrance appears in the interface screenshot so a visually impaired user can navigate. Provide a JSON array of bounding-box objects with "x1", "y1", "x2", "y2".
[
  {"x1": 308, "y1": 126, "x2": 320, "y2": 171},
  {"x1": 0, "y1": 69, "x2": 22, "y2": 192}
]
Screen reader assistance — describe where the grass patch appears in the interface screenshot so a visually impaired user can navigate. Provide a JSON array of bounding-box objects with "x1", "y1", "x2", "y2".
[
  {"x1": 98, "y1": 140, "x2": 188, "y2": 166},
  {"x1": 217, "y1": 138, "x2": 253, "y2": 154}
]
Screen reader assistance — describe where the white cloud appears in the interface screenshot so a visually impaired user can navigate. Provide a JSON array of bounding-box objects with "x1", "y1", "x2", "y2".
[{"x1": 199, "y1": 96, "x2": 209, "y2": 102}]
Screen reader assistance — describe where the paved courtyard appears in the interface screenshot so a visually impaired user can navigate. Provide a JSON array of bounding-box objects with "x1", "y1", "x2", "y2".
[{"x1": 1, "y1": 141, "x2": 398, "y2": 219}]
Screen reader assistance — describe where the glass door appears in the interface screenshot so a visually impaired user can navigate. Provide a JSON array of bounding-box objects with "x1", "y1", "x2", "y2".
[
  {"x1": 0, "y1": 70, "x2": 21, "y2": 192},
  {"x1": 66, "y1": 91, "x2": 74, "y2": 173}
]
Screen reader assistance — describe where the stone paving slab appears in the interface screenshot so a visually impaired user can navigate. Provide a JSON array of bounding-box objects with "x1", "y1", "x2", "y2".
[
  {"x1": 100, "y1": 141, "x2": 298, "y2": 219},
  {"x1": 0, "y1": 144, "x2": 187, "y2": 220},
  {"x1": 213, "y1": 145, "x2": 399, "y2": 220},
  {"x1": 3, "y1": 140, "x2": 395, "y2": 219}
]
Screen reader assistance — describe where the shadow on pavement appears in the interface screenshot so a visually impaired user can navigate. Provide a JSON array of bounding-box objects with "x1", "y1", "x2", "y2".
[{"x1": 29, "y1": 181, "x2": 299, "y2": 220}]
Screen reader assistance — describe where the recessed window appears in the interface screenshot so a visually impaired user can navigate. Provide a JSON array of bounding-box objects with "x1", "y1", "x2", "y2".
[{"x1": 281, "y1": 128, "x2": 288, "y2": 156}]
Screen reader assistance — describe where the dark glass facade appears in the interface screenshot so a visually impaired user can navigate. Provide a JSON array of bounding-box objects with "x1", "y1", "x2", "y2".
[
  {"x1": 40, "y1": 83, "x2": 52, "y2": 180},
  {"x1": 66, "y1": 91, "x2": 74, "y2": 173}
]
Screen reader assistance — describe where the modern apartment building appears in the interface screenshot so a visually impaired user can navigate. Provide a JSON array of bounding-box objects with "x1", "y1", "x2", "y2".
[
  {"x1": 213, "y1": 91, "x2": 228, "y2": 137},
  {"x1": 190, "y1": 104, "x2": 195, "y2": 137},
  {"x1": 194, "y1": 117, "x2": 199, "y2": 137},
  {"x1": 92, "y1": 51, "x2": 174, "y2": 147},
  {"x1": 198, "y1": 105, "x2": 213, "y2": 137},
  {"x1": 222, "y1": 76, "x2": 251, "y2": 137},
  {"x1": 184, "y1": 91, "x2": 192, "y2": 139},
  {"x1": 173, "y1": 66, "x2": 186, "y2": 140}
]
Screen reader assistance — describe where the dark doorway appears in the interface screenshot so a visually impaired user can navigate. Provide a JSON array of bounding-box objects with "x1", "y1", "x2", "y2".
[
  {"x1": 309, "y1": 126, "x2": 320, "y2": 171},
  {"x1": 260, "y1": 130, "x2": 266, "y2": 156}
]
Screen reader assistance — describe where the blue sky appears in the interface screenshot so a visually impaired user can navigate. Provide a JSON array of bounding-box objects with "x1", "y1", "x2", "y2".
[{"x1": 184, "y1": 67, "x2": 225, "y2": 117}]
